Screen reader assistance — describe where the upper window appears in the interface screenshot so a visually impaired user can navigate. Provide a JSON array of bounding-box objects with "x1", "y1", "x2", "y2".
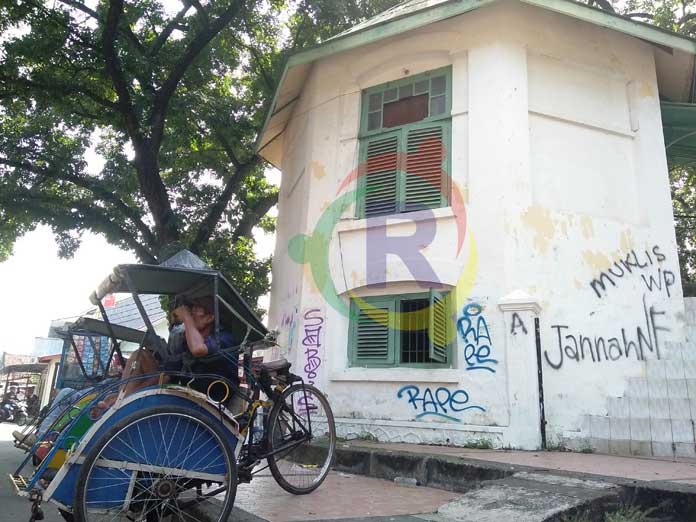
[
  {"x1": 348, "y1": 291, "x2": 452, "y2": 368},
  {"x1": 358, "y1": 67, "x2": 452, "y2": 218}
]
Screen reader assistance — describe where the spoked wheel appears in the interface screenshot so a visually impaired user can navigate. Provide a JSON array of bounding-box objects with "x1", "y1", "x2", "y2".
[
  {"x1": 73, "y1": 405, "x2": 237, "y2": 522},
  {"x1": 267, "y1": 384, "x2": 336, "y2": 494}
]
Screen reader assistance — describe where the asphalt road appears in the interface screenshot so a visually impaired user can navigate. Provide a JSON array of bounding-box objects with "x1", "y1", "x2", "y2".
[{"x1": 0, "y1": 422, "x2": 63, "y2": 522}]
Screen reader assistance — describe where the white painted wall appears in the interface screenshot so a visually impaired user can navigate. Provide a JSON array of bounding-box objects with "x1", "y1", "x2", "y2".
[{"x1": 267, "y1": 1, "x2": 684, "y2": 450}]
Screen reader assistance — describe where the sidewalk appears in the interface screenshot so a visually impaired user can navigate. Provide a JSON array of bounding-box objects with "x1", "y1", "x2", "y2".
[{"x1": 344, "y1": 440, "x2": 696, "y2": 487}]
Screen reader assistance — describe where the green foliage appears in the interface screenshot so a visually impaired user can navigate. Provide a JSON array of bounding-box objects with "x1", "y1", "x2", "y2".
[
  {"x1": 0, "y1": 0, "x2": 399, "y2": 309},
  {"x1": 604, "y1": 505, "x2": 660, "y2": 522},
  {"x1": 463, "y1": 437, "x2": 493, "y2": 449}
]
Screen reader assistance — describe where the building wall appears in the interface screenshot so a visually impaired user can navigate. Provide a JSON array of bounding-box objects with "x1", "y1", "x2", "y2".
[{"x1": 268, "y1": 1, "x2": 685, "y2": 451}]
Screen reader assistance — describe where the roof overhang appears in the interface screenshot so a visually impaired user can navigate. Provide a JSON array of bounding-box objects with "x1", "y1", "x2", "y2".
[
  {"x1": 663, "y1": 101, "x2": 696, "y2": 168},
  {"x1": 256, "y1": 0, "x2": 696, "y2": 168}
]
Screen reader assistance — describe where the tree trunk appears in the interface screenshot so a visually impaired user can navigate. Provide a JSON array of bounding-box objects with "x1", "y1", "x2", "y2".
[{"x1": 134, "y1": 146, "x2": 180, "y2": 248}]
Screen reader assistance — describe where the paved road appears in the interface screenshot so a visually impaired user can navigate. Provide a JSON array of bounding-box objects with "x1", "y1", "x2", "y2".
[
  {"x1": 0, "y1": 422, "x2": 459, "y2": 522},
  {"x1": 0, "y1": 423, "x2": 63, "y2": 522}
]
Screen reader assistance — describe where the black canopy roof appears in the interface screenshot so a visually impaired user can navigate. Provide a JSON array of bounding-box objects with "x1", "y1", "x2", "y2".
[
  {"x1": 68, "y1": 317, "x2": 148, "y2": 344},
  {"x1": 90, "y1": 264, "x2": 268, "y2": 342}
]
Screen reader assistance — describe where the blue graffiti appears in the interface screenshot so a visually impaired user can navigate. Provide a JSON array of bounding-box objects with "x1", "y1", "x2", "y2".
[
  {"x1": 397, "y1": 385, "x2": 485, "y2": 422},
  {"x1": 457, "y1": 303, "x2": 498, "y2": 372}
]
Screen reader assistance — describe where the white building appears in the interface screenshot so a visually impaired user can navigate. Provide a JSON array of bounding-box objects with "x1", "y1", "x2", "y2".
[{"x1": 258, "y1": 0, "x2": 696, "y2": 455}]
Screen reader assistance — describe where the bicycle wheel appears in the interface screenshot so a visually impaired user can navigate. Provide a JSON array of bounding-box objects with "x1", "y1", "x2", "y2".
[
  {"x1": 266, "y1": 384, "x2": 336, "y2": 494},
  {"x1": 73, "y1": 405, "x2": 237, "y2": 522}
]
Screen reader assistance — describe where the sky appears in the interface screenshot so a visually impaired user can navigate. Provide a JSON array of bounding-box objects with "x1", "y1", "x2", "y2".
[
  {"x1": 0, "y1": 192, "x2": 278, "y2": 357},
  {"x1": 0, "y1": 222, "x2": 277, "y2": 356}
]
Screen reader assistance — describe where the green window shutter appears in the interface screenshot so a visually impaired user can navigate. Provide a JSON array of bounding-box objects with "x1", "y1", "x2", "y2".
[
  {"x1": 403, "y1": 122, "x2": 449, "y2": 212},
  {"x1": 428, "y1": 289, "x2": 449, "y2": 363},
  {"x1": 362, "y1": 132, "x2": 400, "y2": 217},
  {"x1": 350, "y1": 298, "x2": 396, "y2": 366}
]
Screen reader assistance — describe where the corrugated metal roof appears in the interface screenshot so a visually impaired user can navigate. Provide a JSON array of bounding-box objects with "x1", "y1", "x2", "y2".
[{"x1": 87, "y1": 294, "x2": 167, "y2": 331}]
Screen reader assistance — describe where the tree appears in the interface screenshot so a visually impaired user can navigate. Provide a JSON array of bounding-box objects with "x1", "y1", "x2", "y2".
[{"x1": 0, "y1": 0, "x2": 399, "y2": 309}]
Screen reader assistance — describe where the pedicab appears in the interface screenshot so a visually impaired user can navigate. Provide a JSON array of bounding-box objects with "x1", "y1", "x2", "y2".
[{"x1": 10, "y1": 263, "x2": 337, "y2": 522}]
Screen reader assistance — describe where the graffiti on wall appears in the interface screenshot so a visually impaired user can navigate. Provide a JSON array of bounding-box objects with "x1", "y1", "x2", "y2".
[
  {"x1": 457, "y1": 303, "x2": 498, "y2": 372},
  {"x1": 544, "y1": 294, "x2": 670, "y2": 370},
  {"x1": 511, "y1": 312, "x2": 528, "y2": 336},
  {"x1": 397, "y1": 385, "x2": 485, "y2": 422},
  {"x1": 280, "y1": 306, "x2": 299, "y2": 351},
  {"x1": 297, "y1": 308, "x2": 324, "y2": 414},
  {"x1": 589, "y1": 245, "x2": 676, "y2": 298}
]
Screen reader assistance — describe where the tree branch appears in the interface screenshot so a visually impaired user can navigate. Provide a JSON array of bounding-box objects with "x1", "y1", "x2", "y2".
[
  {"x1": 184, "y1": 0, "x2": 210, "y2": 27},
  {"x1": 5, "y1": 188, "x2": 157, "y2": 263},
  {"x1": 232, "y1": 192, "x2": 277, "y2": 241},
  {"x1": 0, "y1": 158, "x2": 157, "y2": 249},
  {"x1": 149, "y1": 1, "x2": 244, "y2": 149},
  {"x1": 148, "y1": 5, "x2": 192, "y2": 57},
  {"x1": 190, "y1": 159, "x2": 260, "y2": 252},
  {"x1": 58, "y1": 0, "x2": 147, "y2": 55},
  {"x1": 102, "y1": 0, "x2": 143, "y2": 145},
  {"x1": 211, "y1": 125, "x2": 241, "y2": 168},
  {"x1": 0, "y1": 74, "x2": 118, "y2": 112}
]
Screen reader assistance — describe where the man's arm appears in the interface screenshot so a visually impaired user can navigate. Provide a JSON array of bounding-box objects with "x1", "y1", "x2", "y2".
[{"x1": 173, "y1": 307, "x2": 209, "y2": 357}]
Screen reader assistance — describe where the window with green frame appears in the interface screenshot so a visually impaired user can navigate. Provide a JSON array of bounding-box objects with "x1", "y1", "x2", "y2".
[
  {"x1": 358, "y1": 67, "x2": 452, "y2": 218},
  {"x1": 348, "y1": 291, "x2": 452, "y2": 368}
]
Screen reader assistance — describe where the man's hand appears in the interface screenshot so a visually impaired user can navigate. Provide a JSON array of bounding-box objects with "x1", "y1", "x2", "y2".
[{"x1": 173, "y1": 305, "x2": 192, "y2": 322}]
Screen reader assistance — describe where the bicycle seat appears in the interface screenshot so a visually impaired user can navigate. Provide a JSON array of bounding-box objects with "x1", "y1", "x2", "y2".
[{"x1": 257, "y1": 358, "x2": 291, "y2": 373}]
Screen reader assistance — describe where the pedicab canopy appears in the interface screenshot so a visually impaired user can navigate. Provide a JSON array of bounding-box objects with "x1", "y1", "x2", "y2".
[{"x1": 89, "y1": 264, "x2": 269, "y2": 343}]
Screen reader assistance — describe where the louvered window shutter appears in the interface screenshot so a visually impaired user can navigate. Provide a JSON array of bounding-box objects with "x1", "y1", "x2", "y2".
[
  {"x1": 350, "y1": 298, "x2": 396, "y2": 366},
  {"x1": 428, "y1": 289, "x2": 449, "y2": 363},
  {"x1": 403, "y1": 122, "x2": 449, "y2": 212},
  {"x1": 361, "y1": 132, "x2": 400, "y2": 217}
]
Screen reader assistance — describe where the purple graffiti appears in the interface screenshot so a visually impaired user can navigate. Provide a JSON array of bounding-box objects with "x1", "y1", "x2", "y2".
[{"x1": 297, "y1": 308, "x2": 324, "y2": 414}]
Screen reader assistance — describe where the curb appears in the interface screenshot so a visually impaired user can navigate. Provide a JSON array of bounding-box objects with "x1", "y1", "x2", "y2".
[{"x1": 303, "y1": 441, "x2": 696, "y2": 520}]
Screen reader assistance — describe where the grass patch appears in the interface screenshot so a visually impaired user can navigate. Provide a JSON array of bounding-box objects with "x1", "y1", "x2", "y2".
[{"x1": 463, "y1": 437, "x2": 493, "y2": 449}]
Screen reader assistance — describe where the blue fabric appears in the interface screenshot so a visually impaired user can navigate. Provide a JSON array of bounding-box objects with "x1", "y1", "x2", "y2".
[{"x1": 204, "y1": 330, "x2": 236, "y2": 354}]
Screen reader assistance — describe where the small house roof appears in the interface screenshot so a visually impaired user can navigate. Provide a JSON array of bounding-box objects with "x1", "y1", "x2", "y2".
[{"x1": 257, "y1": 0, "x2": 696, "y2": 167}]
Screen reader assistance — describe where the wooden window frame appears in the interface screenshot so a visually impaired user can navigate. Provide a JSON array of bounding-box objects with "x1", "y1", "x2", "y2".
[
  {"x1": 348, "y1": 292, "x2": 453, "y2": 369},
  {"x1": 357, "y1": 67, "x2": 453, "y2": 219}
]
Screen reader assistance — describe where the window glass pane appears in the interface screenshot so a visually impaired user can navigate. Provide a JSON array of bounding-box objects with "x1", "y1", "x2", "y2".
[
  {"x1": 399, "y1": 84, "x2": 413, "y2": 99},
  {"x1": 414, "y1": 80, "x2": 428, "y2": 95},
  {"x1": 383, "y1": 94, "x2": 428, "y2": 128},
  {"x1": 400, "y1": 298, "x2": 430, "y2": 363},
  {"x1": 384, "y1": 88, "x2": 398, "y2": 102},
  {"x1": 368, "y1": 92, "x2": 382, "y2": 112},
  {"x1": 430, "y1": 95, "x2": 446, "y2": 116},
  {"x1": 367, "y1": 111, "x2": 382, "y2": 130},
  {"x1": 431, "y1": 76, "x2": 446, "y2": 96}
]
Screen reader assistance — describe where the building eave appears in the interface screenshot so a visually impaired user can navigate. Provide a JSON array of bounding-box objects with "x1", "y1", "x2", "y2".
[{"x1": 256, "y1": 0, "x2": 696, "y2": 165}]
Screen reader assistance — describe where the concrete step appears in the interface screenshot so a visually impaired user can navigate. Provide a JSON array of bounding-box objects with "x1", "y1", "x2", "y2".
[
  {"x1": 624, "y1": 377, "x2": 696, "y2": 400},
  {"x1": 582, "y1": 414, "x2": 696, "y2": 457},
  {"x1": 418, "y1": 472, "x2": 617, "y2": 522}
]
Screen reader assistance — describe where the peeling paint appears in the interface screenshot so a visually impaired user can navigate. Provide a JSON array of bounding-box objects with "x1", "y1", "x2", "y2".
[
  {"x1": 580, "y1": 216, "x2": 593, "y2": 240},
  {"x1": 639, "y1": 81, "x2": 655, "y2": 98},
  {"x1": 521, "y1": 205, "x2": 555, "y2": 255},
  {"x1": 311, "y1": 160, "x2": 327, "y2": 179},
  {"x1": 582, "y1": 250, "x2": 611, "y2": 272}
]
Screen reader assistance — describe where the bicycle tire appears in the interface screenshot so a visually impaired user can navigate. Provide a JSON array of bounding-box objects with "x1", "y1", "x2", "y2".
[
  {"x1": 73, "y1": 405, "x2": 237, "y2": 522},
  {"x1": 266, "y1": 383, "x2": 336, "y2": 495}
]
